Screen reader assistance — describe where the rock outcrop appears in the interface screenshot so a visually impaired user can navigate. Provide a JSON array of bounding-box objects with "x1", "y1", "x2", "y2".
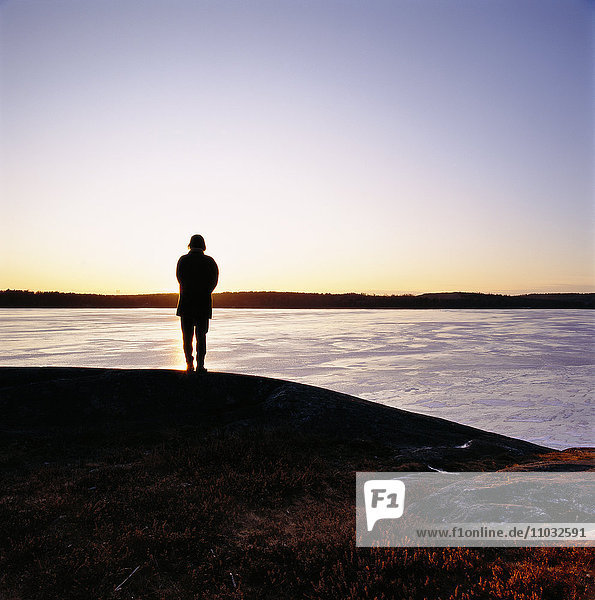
[{"x1": 0, "y1": 367, "x2": 553, "y2": 464}]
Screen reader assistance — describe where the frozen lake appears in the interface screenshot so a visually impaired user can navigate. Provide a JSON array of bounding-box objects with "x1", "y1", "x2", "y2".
[{"x1": 1, "y1": 308, "x2": 593, "y2": 450}]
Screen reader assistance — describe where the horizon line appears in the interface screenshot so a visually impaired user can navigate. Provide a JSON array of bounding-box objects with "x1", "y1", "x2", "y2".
[{"x1": 2, "y1": 289, "x2": 594, "y2": 297}]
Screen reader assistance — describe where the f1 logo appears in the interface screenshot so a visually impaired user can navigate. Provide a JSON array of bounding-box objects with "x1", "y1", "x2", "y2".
[{"x1": 364, "y1": 479, "x2": 405, "y2": 531}]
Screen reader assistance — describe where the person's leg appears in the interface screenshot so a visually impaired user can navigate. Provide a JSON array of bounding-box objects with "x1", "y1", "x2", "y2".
[
  {"x1": 180, "y1": 317, "x2": 195, "y2": 370},
  {"x1": 196, "y1": 319, "x2": 209, "y2": 371},
  {"x1": 197, "y1": 331, "x2": 206, "y2": 370}
]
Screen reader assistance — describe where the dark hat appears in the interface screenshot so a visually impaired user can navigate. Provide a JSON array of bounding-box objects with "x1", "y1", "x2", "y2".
[{"x1": 189, "y1": 234, "x2": 206, "y2": 250}]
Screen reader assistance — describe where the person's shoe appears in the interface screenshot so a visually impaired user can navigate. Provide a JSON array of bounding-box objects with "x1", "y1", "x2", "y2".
[
  {"x1": 186, "y1": 363, "x2": 195, "y2": 372},
  {"x1": 197, "y1": 365, "x2": 207, "y2": 374}
]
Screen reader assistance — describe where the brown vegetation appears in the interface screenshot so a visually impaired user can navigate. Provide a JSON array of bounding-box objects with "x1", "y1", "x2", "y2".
[{"x1": 1, "y1": 427, "x2": 592, "y2": 600}]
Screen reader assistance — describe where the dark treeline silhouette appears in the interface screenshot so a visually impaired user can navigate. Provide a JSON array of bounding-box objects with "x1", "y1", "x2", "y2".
[
  {"x1": 0, "y1": 290, "x2": 176, "y2": 308},
  {"x1": 1, "y1": 289, "x2": 593, "y2": 309}
]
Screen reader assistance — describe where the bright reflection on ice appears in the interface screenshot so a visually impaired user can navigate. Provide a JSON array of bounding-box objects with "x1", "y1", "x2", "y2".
[{"x1": 1, "y1": 308, "x2": 592, "y2": 450}]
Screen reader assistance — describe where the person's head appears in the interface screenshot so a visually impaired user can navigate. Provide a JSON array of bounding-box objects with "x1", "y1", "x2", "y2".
[{"x1": 188, "y1": 234, "x2": 206, "y2": 251}]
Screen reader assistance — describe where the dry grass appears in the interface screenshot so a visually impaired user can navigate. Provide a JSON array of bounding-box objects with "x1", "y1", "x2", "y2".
[{"x1": 0, "y1": 428, "x2": 592, "y2": 599}]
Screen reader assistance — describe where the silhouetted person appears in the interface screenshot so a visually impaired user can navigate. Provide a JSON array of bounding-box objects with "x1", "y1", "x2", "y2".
[{"x1": 176, "y1": 234, "x2": 219, "y2": 372}]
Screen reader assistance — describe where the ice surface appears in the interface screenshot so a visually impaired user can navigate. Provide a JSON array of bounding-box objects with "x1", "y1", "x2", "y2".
[{"x1": 1, "y1": 308, "x2": 592, "y2": 450}]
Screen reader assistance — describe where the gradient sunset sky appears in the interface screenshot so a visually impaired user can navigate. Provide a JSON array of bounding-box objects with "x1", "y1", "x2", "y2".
[{"x1": 1, "y1": 0, "x2": 593, "y2": 295}]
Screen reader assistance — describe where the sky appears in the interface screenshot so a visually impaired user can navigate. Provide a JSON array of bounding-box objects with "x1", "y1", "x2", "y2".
[{"x1": 1, "y1": 0, "x2": 593, "y2": 295}]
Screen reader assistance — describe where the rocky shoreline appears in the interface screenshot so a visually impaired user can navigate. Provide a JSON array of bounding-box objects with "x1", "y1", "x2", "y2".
[{"x1": 2, "y1": 367, "x2": 591, "y2": 472}]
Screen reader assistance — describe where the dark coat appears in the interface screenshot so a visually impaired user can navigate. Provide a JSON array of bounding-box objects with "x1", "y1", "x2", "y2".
[{"x1": 176, "y1": 250, "x2": 219, "y2": 319}]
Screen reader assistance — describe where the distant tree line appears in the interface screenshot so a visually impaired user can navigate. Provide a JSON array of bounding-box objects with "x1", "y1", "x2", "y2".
[
  {"x1": 0, "y1": 290, "x2": 176, "y2": 308},
  {"x1": 1, "y1": 289, "x2": 593, "y2": 309}
]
